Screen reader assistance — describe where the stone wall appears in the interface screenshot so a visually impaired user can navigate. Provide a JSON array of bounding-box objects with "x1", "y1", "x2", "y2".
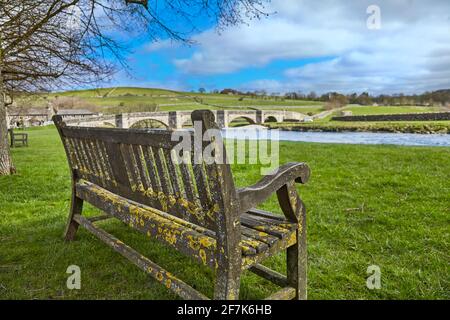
[{"x1": 332, "y1": 112, "x2": 450, "y2": 122}]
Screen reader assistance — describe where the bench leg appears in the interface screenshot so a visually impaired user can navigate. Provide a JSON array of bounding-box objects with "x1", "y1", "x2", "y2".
[
  {"x1": 286, "y1": 217, "x2": 307, "y2": 300},
  {"x1": 277, "y1": 181, "x2": 307, "y2": 300},
  {"x1": 213, "y1": 267, "x2": 241, "y2": 300},
  {"x1": 64, "y1": 193, "x2": 83, "y2": 241}
]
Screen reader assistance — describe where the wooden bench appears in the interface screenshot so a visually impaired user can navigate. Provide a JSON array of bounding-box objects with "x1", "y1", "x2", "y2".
[
  {"x1": 53, "y1": 110, "x2": 310, "y2": 300},
  {"x1": 8, "y1": 128, "x2": 28, "y2": 147}
]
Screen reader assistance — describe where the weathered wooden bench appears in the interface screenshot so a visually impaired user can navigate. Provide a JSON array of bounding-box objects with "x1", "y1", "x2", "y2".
[
  {"x1": 53, "y1": 110, "x2": 310, "y2": 300},
  {"x1": 8, "y1": 128, "x2": 28, "y2": 147}
]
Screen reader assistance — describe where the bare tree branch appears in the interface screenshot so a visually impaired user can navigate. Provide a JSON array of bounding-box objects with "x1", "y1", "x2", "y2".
[{"x1": 0, "y1": 0, "x2": 269, "y2": 175}]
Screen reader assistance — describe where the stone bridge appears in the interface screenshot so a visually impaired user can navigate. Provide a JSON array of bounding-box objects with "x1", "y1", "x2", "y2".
[
  {"x1": 64, "y1": 110, "x2": 307, "y2": 129},
  {"x1": 6, "y1": 107, "x2": 97, "y2": 128}
]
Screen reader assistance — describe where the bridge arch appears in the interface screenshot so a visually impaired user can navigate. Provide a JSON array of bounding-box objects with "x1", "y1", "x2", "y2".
[
  {"x1": 264, "y1": 115, "x2": 279, "y2": 123},
  {"x1": 227, "y1": 115, "x2": 257, "y2": 127},
  {"x1": 59, "y1": 110, "x2": 306, "y2": 129},
  {"x1": 129, "y1": 118, "x2": 169, "y2": 129},
  {"x1": 180, "y1": 118, "x2": 193, "y2": 128},
  {"x1": 102, "y1": 122, "x2": 116, "y2": 128}
]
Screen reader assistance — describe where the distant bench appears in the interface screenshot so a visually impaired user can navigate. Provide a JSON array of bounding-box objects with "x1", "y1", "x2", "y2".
[
  {"x1": 53, "y1": 110, "x2": 310, "y2": 300},
  {"x1": 8, "y1": 129, "x2": 28, "y2": 147}
]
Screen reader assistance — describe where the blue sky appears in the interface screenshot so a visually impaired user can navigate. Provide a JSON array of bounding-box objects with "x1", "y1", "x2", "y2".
[{"x1": 107, "y1": 0, "x2": 450, "y2": 95}]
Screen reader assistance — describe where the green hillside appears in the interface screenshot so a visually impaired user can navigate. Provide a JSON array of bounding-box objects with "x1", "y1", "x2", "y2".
[
  {"x1": 15, "y1": 87, "x2": 447, "y2": 120},
  {"x1": 57, "y1": 87, "x2": 182, "y2": 98},
  {"x1": 44, "y1": 87, "x2": 325, "y2": 114}
]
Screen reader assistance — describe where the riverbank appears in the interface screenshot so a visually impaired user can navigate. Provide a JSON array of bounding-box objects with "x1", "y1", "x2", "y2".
[{"x1": 267, "y1": 121, "x2": 450, "y2": 134}]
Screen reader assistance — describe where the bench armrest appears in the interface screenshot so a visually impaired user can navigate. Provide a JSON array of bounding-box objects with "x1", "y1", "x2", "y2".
[{"x1": 236, "y1": 162, "x2": 310, "y2": 216}]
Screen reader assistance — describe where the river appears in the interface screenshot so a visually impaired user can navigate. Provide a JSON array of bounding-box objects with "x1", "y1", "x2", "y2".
[{"x1": 223, "y1": 127, "x2": 450, "y2": 147}]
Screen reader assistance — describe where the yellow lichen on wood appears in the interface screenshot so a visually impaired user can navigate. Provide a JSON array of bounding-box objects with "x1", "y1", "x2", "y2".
[
  {"x1": 206, "y1": 203, "x2": 220, "y2": 221},
  {"x1": 242, "y1": 239, "x2": 261, "y2": 248},
  {"x1": 287, "y1": 231, "x2": 297, "y2": 247},
  {"x1": 178, "y1": 198, "x2": 204, "y2": 223},
  {"x1": 199, "y1": 249, "x2": 207, "y2": 265},
  {"x1": 199, "y1": 236, "x2": 216, "y2": 249},
  {"x1": 259, "y1": 231, "x2": 269, "y2": 238},
  {"x1": 187, "y1": 235, "x2": 201, "y2": 251},
  {"x1": 162, "y1": 228, "x2": 179, "y2": 245}
]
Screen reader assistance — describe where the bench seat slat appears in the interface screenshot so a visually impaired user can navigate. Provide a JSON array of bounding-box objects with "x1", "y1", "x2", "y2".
[
  {"x1": 240, "y1": 216, "x2": 293, "y2": 239},
  {"x1": 75, "y1": 179, "x2": 296, "y2": 260},
  {"x1": 242, "y1": 211, "x2": 297, "y2": 230},
  {"x1": 240, "y1": 225, "x2": 278, "y2": 247},
  {"x1": 241, "y1": 235, "x2": 268, "y2": 254},
  {"x1": 76, "y1": 179, "x2": 218, "y2": 268},
  {"x1": 246, "y1": 208, "x2": 286, "y2": 221}
]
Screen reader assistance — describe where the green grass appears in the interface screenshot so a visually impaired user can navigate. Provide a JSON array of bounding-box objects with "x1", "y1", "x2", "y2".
[
  {"x1": 83, "y1": 95, "x2": 323, "y2": 113},
  {"x1": 56, "y1": 87, "x2": 182, "y2": 98},
  {"x1": 1, "y1": 127, "x2": 449, "y2": 300},
  {"x1": 269, "y1": 121, "x2": 450, "y2": 134},
  {"x1": 341, "y1": 105, "x2": 445, "y2": 115}
]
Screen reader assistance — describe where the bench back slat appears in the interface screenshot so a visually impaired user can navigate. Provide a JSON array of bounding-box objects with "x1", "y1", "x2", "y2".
[
  {"x1": 54, "y1": 113, "x2": 238, "y2": 232},
  {"x1": 142, "y1": 146, "x2": 162, "y2": 193}
]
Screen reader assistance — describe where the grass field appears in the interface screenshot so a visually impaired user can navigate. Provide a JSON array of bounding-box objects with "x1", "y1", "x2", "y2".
[
  {"x1": 269, "y1": 120, "x2": 450, "y2": 134},
  {"x1": 49, "y1": 87, "x2": 325, "y2": 114},
  {"x1": 25, "y1": 87, "x2": 446, "y2": 116},
  {"x1": 340, "y1": 105, "x2": 444, "y2": 115},
  {"x1": 0, "y1": 126, "x2": 449, "y2": 299}
]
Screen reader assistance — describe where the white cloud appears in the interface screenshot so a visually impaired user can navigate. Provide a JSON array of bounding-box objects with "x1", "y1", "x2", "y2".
[
  {"x1": 173, "y1": 14, "x2": 361, "y2": 75},
  {"x1": 280, "y1": 20, "x2": 450, "y2": 94},
  {"x1": 152, "y1": 0, "x2": 450, "y2": 94}
]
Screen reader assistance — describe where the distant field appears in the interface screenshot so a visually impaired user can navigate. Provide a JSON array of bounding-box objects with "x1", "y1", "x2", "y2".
[
  {"x1": 36, "y1": 87, "x2": 324, "y2": 114},
  {"x1": 341, "y1": 105, "x2": 444, "y2": 115},
  {"x1": 15, "y1": 87, "x2": 447, "y2": 122},
  {"x1": 57, "y1": 87, "x2": 181, "y2": 98}
]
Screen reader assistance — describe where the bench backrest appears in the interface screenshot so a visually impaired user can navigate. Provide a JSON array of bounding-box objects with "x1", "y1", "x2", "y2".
[{"x1": 53, "y1": 110, "x2": 239, "y2": 233}]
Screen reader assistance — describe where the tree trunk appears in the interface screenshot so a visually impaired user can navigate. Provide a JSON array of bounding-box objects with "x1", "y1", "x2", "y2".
[{"x1": 0, "y1": 50, "x2": 14, "y2": 175}]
